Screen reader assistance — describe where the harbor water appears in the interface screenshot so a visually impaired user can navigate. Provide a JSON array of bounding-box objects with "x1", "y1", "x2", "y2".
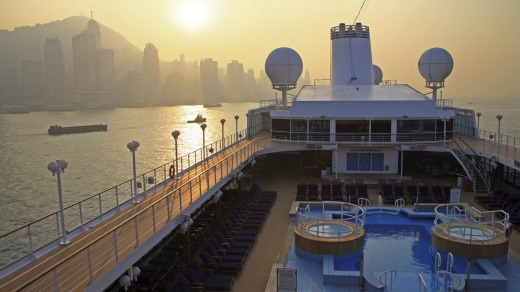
[{"x1": 0, "y1": 96, "x2": 519, "y2": 235}]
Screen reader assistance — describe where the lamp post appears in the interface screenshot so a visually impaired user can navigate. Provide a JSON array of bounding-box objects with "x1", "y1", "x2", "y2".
[
  {"x1": 201, "y1": 123, "x2": 207, "y2": 162},
  {"x1": 220, "y1": 118, "x2": 226, "y2": 149},
  {"x1": 171, "y1": 130, "x2": 180, "y2": 179},
  {"x1": 496, "y1": 115, "x2": 503, "y2": 144},
  {"x1": 476, "y1": 112, "x2": 481, "y2": 132},
  {"x1": 127, "y1": 140, "x2": 140, "y2": 204},
  {"x1": 47, "y1": 159, "x2": 69, "y2": 245},
  {"x1": 234, "y1": 115, "x2": 239, "y2": 143}
]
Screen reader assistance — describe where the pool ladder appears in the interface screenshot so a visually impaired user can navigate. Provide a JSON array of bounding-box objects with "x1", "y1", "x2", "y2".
[{"x1": 378, "y1": 269, "x2": 397, "y2": 290}]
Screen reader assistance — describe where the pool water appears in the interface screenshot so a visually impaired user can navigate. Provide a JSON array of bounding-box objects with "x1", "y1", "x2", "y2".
[
  {"x1": 307, "y1": 222, "x2": 353, "y2": 237},
  {"x1": 333, "y1": 213, "x2": 484, "y2": 274}
]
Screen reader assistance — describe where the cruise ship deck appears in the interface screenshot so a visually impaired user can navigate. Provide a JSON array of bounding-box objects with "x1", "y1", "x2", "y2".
[{"x1": 1, "y1": 128, "x2": 520, "y2": 291}]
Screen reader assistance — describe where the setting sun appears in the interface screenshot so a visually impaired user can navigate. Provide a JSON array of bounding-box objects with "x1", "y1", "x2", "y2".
[{"x1": 173, "y1": 0, "x2": 211, "y2": 32}]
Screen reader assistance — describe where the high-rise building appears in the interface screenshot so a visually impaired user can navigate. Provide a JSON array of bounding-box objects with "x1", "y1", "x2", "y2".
[
  {"x1": 86, "y1": 18, "x2": 101, "y2": 49},
  {"x1": 143, "y1": 43, "x2": 160, "y2": 101},
  {"x1": 72, "y1": 32, "x2": 97, "y2": 91},
  {"x1": 21, "y1": 60, "x2": 44, "y2": 101},
  {"x1": 200, "y1": 58, "x2": 218, "y2": 100},
  {"x1": 44, "y1": 37, "x2": 65, "y2": 99},
  {"x1": 72, "y1": 17, "x2": 116, "y2": 108},
  {"x1": 97, "y1": 48, "x2": 115, "y2": 90},
  {"x1": 227, "y1": 60, "x2": 244, "y2": 101}
]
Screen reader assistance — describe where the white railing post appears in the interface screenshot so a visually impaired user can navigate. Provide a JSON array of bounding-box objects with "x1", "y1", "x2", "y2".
[{"x1": 113, "y1": 230, "x2": 119, "y2": 262}]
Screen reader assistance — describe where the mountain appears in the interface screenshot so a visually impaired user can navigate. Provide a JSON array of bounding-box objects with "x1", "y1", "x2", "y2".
[{"x1": 0, "y1": 16, "x2": 143, "y2": 82}]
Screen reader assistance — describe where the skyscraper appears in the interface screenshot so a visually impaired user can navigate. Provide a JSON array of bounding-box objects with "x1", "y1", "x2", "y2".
[
  {"x1": 97, "y1": 48, "x2": 115, "y2": 90},
  {"x1": 200, "y1": 58, "x2": 218, "y2": 101},
  {"x1": 143, "y1": 43, "x2": 160, "y2": 102},
  {"x1": 227, "y1": 60, "x2": 244, "y2": 101},
  {"x1": 72, "y1": 31, "x2": 97, "y2": 91},
  {"x1": 44, "y1": 37, "x2": 65, "y2": 99},
  {"x1": 21, "y1": 60, "x2": 44, "y2": 101}
]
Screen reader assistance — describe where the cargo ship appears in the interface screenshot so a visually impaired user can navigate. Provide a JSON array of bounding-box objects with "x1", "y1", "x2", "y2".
[{"x1": 47, "y1": 124, "x2": 108, "y2": 135}]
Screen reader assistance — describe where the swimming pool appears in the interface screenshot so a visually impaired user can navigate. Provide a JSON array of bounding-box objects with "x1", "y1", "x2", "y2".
[
  {"x1": 333, "y1": 214, "x2": 484, "y2": 274},
  {"x1": 307, "y1": 222, "x2": 353, "y2": 238},
  {"x1": 290, "y1": 207, "x2": 515, "y2": 291}
]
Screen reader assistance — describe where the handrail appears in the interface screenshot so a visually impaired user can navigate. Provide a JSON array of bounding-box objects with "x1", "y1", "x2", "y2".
[
  {"x1": 417, "y1": 273, "x2": 428, "y2": 292},
  {"x1": 434, "y1": 203, "x2": 510, "y2": 243},
  {"x1": 447, "y1": 252, "x2": 454, "y2": 273},
  {"x1": 436, "y1": 270, "x2": 463, "y2": 292},
  {"x1": 378, "y1": 269, "x2": 396, "y2": 290},
  {"x1": 1, "y1": 134, "x2": 269, "y2": 291},
  {"x1": 435, "y1": 252, "x2": 441, "y2": 273},
  {"x1": 0, "y1": 129, "x2": 250, "y2": 270},
  {"x1": 295, "y1": 201, "x2": 364, "y2": 240}
]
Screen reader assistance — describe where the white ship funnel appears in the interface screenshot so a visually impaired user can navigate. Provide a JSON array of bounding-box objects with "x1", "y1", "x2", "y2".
[{"x1": 331, "y1": 23, "x2": 373, "y2": 86}]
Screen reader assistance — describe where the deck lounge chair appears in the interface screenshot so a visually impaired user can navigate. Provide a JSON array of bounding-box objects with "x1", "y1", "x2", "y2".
[
  {"x1": 381, "y1": 184, "x2": 394, "y2": 202},
  {"x1": 321, "y1": 184, "x2": 332, "y2": 201},
  {"x1": 418, "y1": 185, "x2": 433, "y2": 202},
  {"x1": 332, "y1": 184, "x2": 344, "y2": 201},
  {"x1": 307, "y1": 184, "x2": 319, "y2": 201},
  {"x1": 407, "y1": 185, "x2": 419, "y2": 203},
  {"x1": 296, "y1": 184, "x2": 307, "y2": 201},
  {"x1": 184, "y1": 261, "x2": 234, "y2": 291}
]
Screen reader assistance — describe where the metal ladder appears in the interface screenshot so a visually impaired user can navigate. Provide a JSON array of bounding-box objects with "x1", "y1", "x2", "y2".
[{"x1": 379, "y1": 269, "x2": 397, "y2": 291}]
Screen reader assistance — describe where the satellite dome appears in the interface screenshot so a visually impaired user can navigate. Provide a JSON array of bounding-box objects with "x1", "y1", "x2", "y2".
[
  {"x1": 373, "y1": 64, "x2": 383, "y2": 85},
  {"x1": 265, "y1": 47, "x2": 303, "y2": 87},
  {"x1": 418, "y1": 48, "x2": 453, "y2": 82}
]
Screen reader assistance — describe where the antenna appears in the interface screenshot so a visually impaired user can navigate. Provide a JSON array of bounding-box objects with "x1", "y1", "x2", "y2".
[{"x1": 353, "y1": 0, "x2": 369, "y2": 24}]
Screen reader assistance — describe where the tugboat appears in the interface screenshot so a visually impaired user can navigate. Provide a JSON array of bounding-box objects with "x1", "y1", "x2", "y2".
[{"x1": 187, "y1": 114, "x2": 207, "y2": 123}]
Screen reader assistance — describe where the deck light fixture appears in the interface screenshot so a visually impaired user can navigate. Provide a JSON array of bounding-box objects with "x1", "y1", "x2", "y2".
[
  {"x1": 234, "y1": 115, "x2": 239, "y2": 143},
  {"x1": 171, "y1": 130, "x2": 180, "y2": 179},
  {"x1": 127, "y1": 141, "x2": 140, "y2": 203},
  {"x1": 220, "y1": 118, "x2": 226, "y2": 148},
  {"x1": 476, "y1": 112, "x2": 481, "y2": 132},
  {"x1": 496, "y1": 115, "x2": 503, "y2": 144},
  {"x1": 47, "y1": 159, "x2": 69, "y2": 245},
  {"x1": 200, "y1": 123, "x2": 207, "y2": 162}
]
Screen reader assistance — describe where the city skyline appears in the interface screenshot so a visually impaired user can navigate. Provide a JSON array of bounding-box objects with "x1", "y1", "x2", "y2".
[{"x1": 1, "y1": 0, "x2": 519, "y2": 98}]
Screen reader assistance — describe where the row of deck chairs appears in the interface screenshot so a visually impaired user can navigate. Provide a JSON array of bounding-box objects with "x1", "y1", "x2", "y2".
[
  {"x1": 295, "y1": 183, "x2": 369, "y2": 202},
  {"x1": 171, "y1": 183, "x2": 277, "y2": 291},
  {"x1": 380, "y1": 184, "x2": 452, "y2": 204},
  {"x1": 475, "y1": 190, "x2": 520, "y2": 230}
]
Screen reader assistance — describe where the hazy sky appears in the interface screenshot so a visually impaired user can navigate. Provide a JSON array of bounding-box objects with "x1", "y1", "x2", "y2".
[{"x1": 1, "y1": 0, "x2": 519, "y2": 98}]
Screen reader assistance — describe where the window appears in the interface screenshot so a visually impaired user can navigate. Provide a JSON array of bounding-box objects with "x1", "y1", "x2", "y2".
[{"x1": 346, "y1": 152, "x2": 385, "y2": 171}]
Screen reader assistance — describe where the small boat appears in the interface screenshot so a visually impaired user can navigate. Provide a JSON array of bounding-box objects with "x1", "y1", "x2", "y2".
[
  {"x1": 48, "y1": 124, "x2": 108, "y2": 135},
  {"x1": 187, "y1": 114, "x2": 207, "y2": 123},
  {"x1": 203, "y1": 103, "x2": 222, "y2": 108}
]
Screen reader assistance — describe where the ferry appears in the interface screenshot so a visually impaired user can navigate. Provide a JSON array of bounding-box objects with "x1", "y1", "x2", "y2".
[
  {"x1": 48, "y1": 124, "x2": 108, "y2": 135},
  {"x1": 1, "y1": 21, "x2": 520, "y2": 292}
]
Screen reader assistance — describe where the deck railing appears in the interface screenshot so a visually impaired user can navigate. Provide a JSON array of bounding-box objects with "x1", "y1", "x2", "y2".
[
  {"x1": 0, "y1": 129, "x2": 248, "y2": 271},
  {"x1": 433, "y1": 203, "x2": 510, "y2": 244},
  {"x1": 0, "y1": 133, "x2": 270, "y2": 291},
  {"x1": 271, "y1": 131, "x2": 453, "y2": 145},
  {"x1": 295, "y1": 201, "x2": 364, "y2": 241}
]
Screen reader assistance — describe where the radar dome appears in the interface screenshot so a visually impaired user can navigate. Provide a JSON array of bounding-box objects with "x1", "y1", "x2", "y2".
[
  {"x1": 265, "y1": 47, "x2": 303, "y2": 87},
  {"x1": 373, "y1": 64, "x2": 383, "y2": 85},
  {"x1": 418, "y1": 48, "x2": 453, "y2": 82}
]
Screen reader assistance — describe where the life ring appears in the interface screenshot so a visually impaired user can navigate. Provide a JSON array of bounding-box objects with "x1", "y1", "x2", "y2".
[
  {"x1": 169, "y1": 165, "x2": 175, "y2": 178},
  {"x1": 506, "y1": 223, "x2": 513, "y2": 238}
]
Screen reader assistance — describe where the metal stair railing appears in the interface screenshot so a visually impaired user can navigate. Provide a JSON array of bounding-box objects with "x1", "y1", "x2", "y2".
[
  {"x1": 451, "y1": 138, "x2": 491, "y2": 194},
  {"x1": 456, "y1": 137, "x2": 492, "y2": 193}
]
